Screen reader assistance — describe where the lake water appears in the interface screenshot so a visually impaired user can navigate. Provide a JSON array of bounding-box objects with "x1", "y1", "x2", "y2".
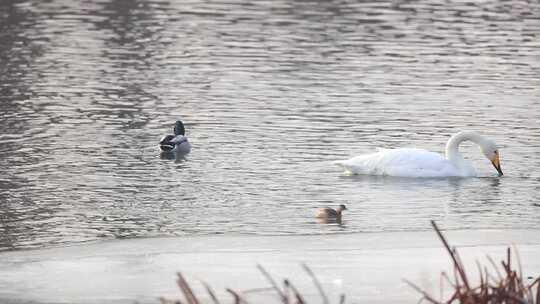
[{"x1": 1, "y1": 0, "x2": 539, "y2": 252}]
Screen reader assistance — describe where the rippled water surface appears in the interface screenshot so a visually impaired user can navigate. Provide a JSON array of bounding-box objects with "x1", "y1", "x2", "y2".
[{"x1": 1, "y1": 0, "x2": 539, "y2": 251}]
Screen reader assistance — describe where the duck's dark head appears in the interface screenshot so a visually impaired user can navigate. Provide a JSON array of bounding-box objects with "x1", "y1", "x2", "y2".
[
  {"x1": 338, "y1": 204, "x2": 347, "y2": 211},
  {"x1": 174, "y1": 120, "x2": 186, "y2": 136}
]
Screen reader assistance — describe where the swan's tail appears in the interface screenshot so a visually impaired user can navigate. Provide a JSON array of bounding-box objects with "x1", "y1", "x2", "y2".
[
  {"x1": 334, "y1": 153, "x2": 380, "y2": 175},
  {"x1": 334, "y1": 159, "x2": 361, "y2": 175}
]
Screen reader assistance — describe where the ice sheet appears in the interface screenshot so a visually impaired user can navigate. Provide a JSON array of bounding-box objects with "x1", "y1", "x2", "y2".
[{"x1": 0, "y1": 230, "x2": 539, "y2": 304}]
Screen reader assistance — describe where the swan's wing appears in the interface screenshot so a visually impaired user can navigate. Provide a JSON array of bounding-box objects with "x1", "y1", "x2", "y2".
[
  {"x1": 335, "y1": 148, "x2": 457, "y2": 177},
  {"x1": 380, "y1": 148, "x2": 453, "y2": 177}
]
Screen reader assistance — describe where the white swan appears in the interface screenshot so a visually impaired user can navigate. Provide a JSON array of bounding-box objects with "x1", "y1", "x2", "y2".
[
  {"x1": 335, "y1": 131, "x2": 503, "y2": 178},
  {"x1": 159, "y1": 120, "x2": 191, "y2": 154}
]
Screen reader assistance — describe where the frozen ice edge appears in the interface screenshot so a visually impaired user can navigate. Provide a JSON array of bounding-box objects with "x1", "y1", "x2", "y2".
[{"x1": 0, "y1": 229, "x2": 539, "y2": 304}]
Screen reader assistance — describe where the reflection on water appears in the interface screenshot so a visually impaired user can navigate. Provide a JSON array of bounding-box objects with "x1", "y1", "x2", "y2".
[
  {"x1": 160, "y1": 151, "x2": 188, "y2": 163},
  {"x1": 0, "y1": 0, "x2": 539, "y2": 251}
]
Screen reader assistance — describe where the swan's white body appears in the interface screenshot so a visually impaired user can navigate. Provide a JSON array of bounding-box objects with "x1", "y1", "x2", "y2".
[
  {"x1": 335, "y1": 131, "x2": 502, "y2": 178},
  {"x1": 336, "y1": 148, "x2": 474, "y2": 177}
]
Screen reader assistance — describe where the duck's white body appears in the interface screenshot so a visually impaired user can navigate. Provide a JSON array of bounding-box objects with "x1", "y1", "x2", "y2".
[
  {"x1": 162, "y1": 135, "x2": 191, "y2": 154},
  {"x1": 335, "y1": 131, "x2": 502, "y2": 178}
]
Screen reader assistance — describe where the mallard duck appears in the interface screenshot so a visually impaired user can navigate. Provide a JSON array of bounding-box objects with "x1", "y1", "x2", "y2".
[{"x1": 159, "y1": 120, "x2": 191, "y2": 154}]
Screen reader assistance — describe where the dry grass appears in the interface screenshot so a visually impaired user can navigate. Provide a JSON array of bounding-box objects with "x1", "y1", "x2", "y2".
[
  {"x1": 159, "y1": 263, "x2": 343, "y2": 304},
  {"x1": 404, "y1": 221, "x2": 540, "y2": 304},
  {"x1": 160, "y1": 221, "x2": 539, "y2": 304}
]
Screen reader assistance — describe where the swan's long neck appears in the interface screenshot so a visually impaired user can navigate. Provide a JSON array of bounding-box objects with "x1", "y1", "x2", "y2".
[{"x1": 445, "y1": 131, "x2": 486, "y2": 164}]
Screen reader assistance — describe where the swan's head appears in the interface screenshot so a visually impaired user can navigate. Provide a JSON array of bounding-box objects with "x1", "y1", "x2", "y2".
[
  {"x1": 174, "y1": 120, "x2": 186, "y2": 136},
  {"x1": 480, "y1": 140, "x2": 503, "y2": 176}
]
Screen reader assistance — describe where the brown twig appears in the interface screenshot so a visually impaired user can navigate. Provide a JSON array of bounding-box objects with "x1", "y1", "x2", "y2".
[
  {"x1": 200, "y1": 280, "x2": 221, "y2": 304},
  {"x1": 430, "y1": 220, "x2": 471, "y2": 290},
  {"x1": 177, "y1": 272, "x2": 199, "y2": 304},
  {"x1": 302, "y1": 263, "x2": 329, "y2": 304},
  {"x1": 226, "y1": 288, "x2": 249, "y2": 304},
  {"x1": 257, "y1": 264, "x2": 287, "y2": 302},
  {"x1": 403, "y1": 279, "x2": 442, "y2": 304},
  {"x1": 282, "y1": 279, "x2": 290, "y2": 304},
  {"x1": 487, "y1": 255, "x2": 504, "y2": 282},
  {"x1": 285, "y1": 279, "x2": 306, "y2": 304},
  {"x1": 159, "y1": 297, "x2": 182, "y2": 304}
]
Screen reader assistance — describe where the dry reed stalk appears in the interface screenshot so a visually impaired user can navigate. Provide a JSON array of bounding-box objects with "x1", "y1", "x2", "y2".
[
  {"x1": 431, "y1": 220, "x2": 471, "y2": 291},
  {"x1": 257, "y1": 264, "x2": 287, "y2": 302},
  {"x1": 403, "y1": 279, "x2": 442, "y2": 304},
  {"x1": 284, "y1": 279, "x2": 307, "y2": 304},
  {"x1": 160, "y1": 264, "x2": 333, "y2": 304},
  {"x1": 159, "y1": 297, "x2": 182, "y2": 304},
  {"x1": 407, "y1": 221, "x2": 540, "y2": 304},
  {"x1": 301, "y1": 263, "x2": 329, "y2": 304},
  {"x1": 177, "y1": 272, "x2": 200, "y2": 304},
  {"x1": 200, "y1": 280, "x2": 221, "y2": 304},
  {"x1": 226, "y1": 288, "x2": 249, "y2": 304}
]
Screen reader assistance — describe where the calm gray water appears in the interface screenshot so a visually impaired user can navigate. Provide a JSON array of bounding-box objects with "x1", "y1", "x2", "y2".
[{"x1": 1, "y1": 0, "x2": 539, "y2": 252}]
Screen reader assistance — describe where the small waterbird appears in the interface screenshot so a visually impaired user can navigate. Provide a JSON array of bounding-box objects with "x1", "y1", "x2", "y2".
[
  {"x1": 159, "y1": 120, "x2": 191, "y2": 154},
  {"x1": 315, "y1": 204, "x2": 347, "y2": 223}
]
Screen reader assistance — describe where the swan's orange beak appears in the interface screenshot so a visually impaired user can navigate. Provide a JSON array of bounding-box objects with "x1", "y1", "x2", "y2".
[{"x1": 491, "y1": 152, "x2": 503, "y2": 176}]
